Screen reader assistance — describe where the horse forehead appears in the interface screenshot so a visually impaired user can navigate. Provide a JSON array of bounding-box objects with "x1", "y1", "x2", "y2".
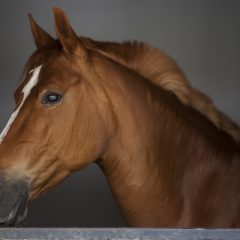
[
  {"x1": 42, "y1": 56, "x2": 85, "y2": 81},
  {"x1": 25, "y1": 65, "x2": 42, "y2": 90},
  {"x1": 17, "y1": 65, "x2": 42, "y2": 92},
  {"x1": 41, "y1": 55, "x2": 76, "y2": 75}
]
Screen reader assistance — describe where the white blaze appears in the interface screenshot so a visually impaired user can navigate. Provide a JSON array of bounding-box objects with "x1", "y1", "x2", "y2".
[{"x1": 0, "y1": 65, "x2": 42, "y2": 143}]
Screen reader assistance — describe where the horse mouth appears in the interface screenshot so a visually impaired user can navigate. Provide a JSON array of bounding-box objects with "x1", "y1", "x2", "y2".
[
  {"x1": 0, "y1": 179, "x2": 29, "y2": 227},
  {"x1": 1, "y1": 194, "x2": 28, "y2": 226}
]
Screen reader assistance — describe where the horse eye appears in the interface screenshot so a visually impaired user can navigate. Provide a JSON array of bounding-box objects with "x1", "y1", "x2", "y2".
[{"x1": 41, "y1": 92, "x2": 62, "y2": 105}]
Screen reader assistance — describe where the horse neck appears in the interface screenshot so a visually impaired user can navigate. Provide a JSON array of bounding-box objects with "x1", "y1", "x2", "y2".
[{"x1": 95, "y1": 56, "x2": 240, "y2": 227}]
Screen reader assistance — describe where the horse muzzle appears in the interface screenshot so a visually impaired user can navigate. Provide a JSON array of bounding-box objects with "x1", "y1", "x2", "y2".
[{"x1": 0, "y1": 178, "x2": 28, "y2": 226}]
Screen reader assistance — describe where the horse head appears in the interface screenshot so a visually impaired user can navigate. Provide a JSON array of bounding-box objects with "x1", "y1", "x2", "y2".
[{"x1": 0, "y1": 8, "x2": 115, "y2": 225}]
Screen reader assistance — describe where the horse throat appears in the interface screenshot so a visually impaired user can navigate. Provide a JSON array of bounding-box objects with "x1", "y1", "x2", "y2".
[{"x1": 96, "y1": 70, "x2": 187, "y2": 226}]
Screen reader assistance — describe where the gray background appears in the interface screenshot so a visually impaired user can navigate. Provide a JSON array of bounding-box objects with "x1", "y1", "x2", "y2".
[{"x1": 0, "y1": 1, "x2": 239, "y2": 227}]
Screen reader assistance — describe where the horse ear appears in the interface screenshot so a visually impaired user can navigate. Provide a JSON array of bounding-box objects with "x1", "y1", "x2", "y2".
[
  {"x1": 28, "y1": 14, "x2": 55, "y2": 49},
  {"x1": 53, "y1": 7, "x2": 86, "y2": 57}
]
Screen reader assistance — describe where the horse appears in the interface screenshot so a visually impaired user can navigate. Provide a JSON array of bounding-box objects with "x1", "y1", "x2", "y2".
[{"x1": 0, "y1": 7, "x2": 239, "y2": 227}]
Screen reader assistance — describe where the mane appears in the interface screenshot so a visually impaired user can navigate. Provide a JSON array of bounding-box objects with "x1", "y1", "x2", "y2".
[{"x1": 82, "y1": 38, "x2": 240, "y2": 144}]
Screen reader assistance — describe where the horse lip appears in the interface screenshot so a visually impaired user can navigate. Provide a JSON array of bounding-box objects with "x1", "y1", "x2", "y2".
[
  {"x1": 0, "y1": 194, "x2": 28, "y2": 226},
  {"x1": 4, "y1": 207, "x2": 16, "y2": 226},
  {"x1": 6, "y1": 202, "x2": 20, "y2": 226},
  {"x1": 0, "y1": 203, "x2": 17, "y2": 226}
]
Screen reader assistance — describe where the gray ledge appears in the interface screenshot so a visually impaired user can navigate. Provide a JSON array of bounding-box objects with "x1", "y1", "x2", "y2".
[{"x1": 0, "y1": 228, "x2": 239, "y2": 240}]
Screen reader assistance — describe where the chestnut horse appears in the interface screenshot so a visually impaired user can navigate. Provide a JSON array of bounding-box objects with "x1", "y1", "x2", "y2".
[{"x1": 0, "y1": 8, "x2": 240, "y2": 227}]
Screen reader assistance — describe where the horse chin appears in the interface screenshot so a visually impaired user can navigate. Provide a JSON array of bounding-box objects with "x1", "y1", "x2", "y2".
[{"x1": 0, "y1": 179, "x2": 29, "y2": 226}]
